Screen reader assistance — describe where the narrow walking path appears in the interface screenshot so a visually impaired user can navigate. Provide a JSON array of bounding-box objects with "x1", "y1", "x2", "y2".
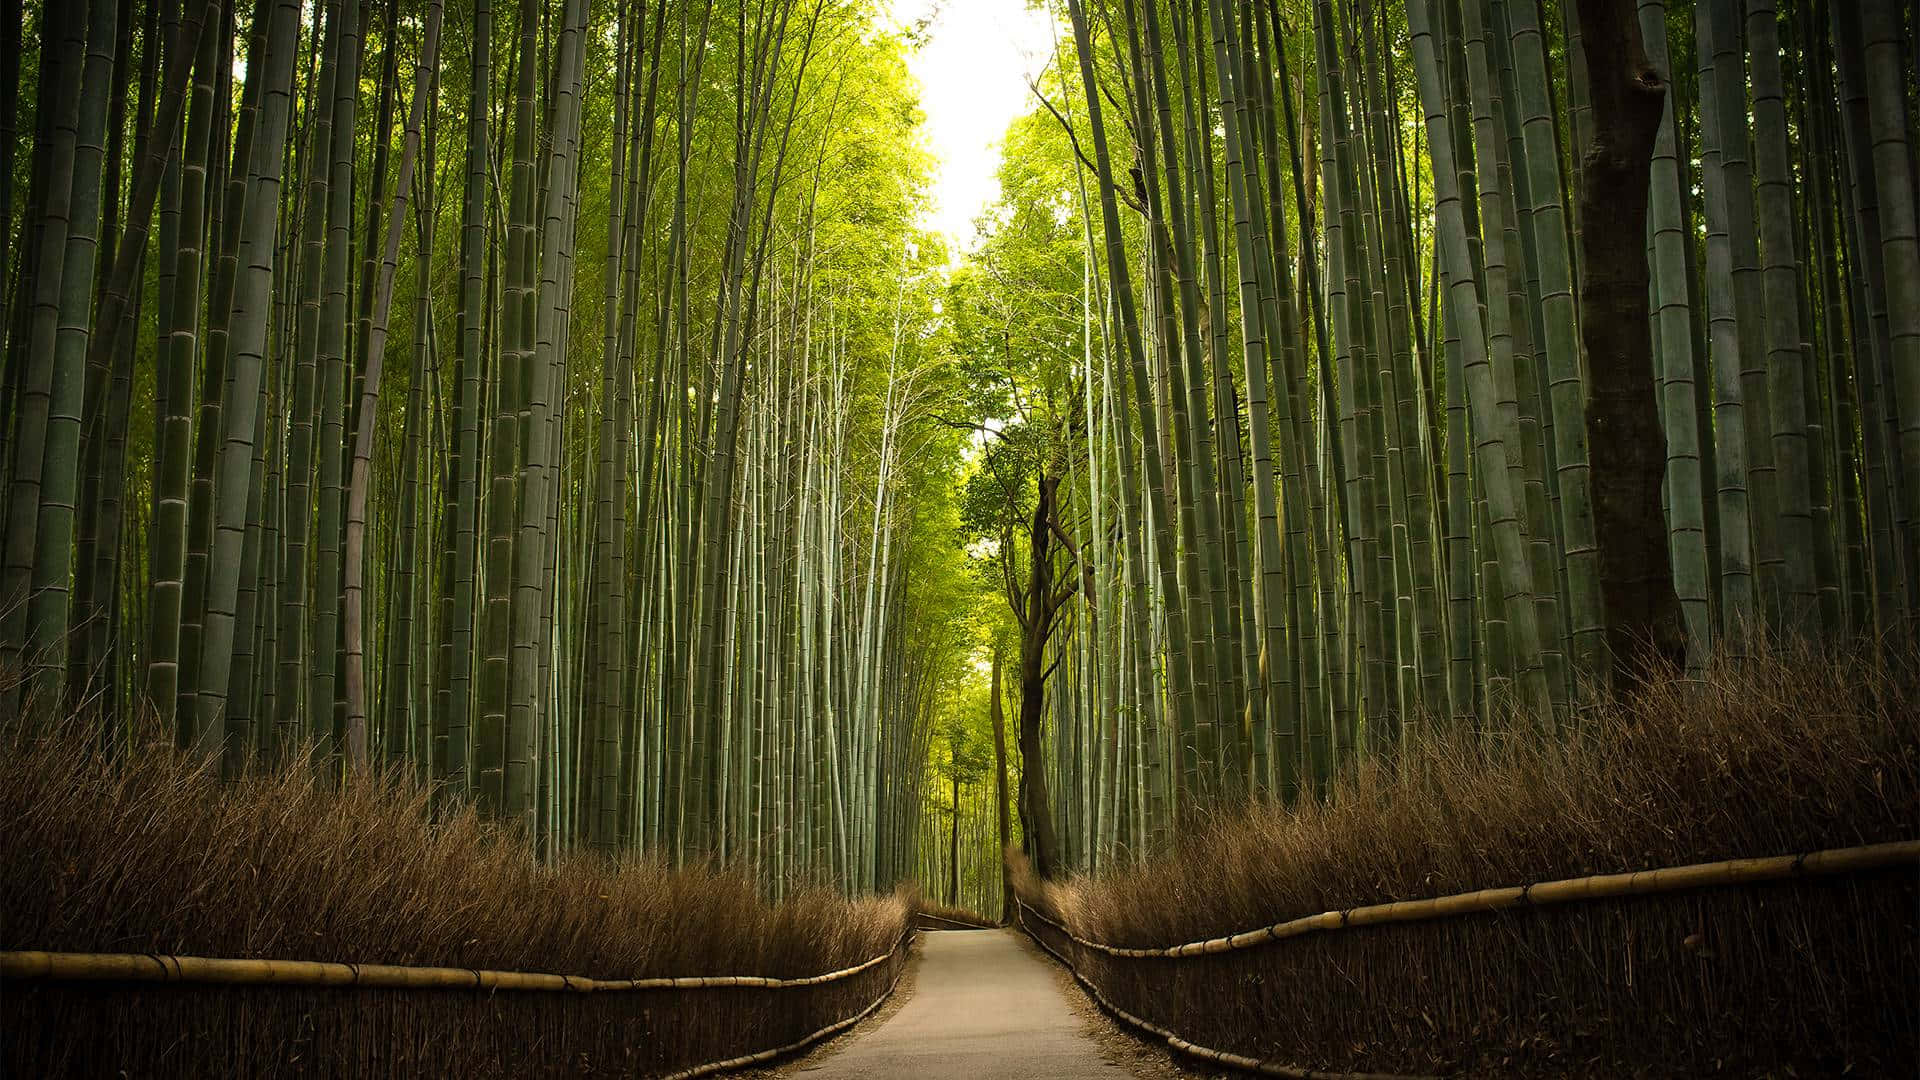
[{"x1": 790, "y1": 929, "x2": 1150, "y2": 1079}]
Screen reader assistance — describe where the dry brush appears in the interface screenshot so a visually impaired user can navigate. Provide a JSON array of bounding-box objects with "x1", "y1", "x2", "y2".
[
  {"x1": 1015, "y1": 650, "x2": 1919, "y2": 1077},
  {"x1": 0, "y1": 713, "x2": 910, "y2": 1076}
]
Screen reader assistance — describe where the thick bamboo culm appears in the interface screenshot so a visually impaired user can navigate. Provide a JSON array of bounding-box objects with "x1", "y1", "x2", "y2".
[
  {"x1": 0, "y1": 936, "x2": 908, "y2": 993},
  {"x1": 1018, "y1": 904, "x2": 1432, "y2": 1080},
  {"x1": 1047, "y1": 839, "x2": 1920, "y2": 958}
]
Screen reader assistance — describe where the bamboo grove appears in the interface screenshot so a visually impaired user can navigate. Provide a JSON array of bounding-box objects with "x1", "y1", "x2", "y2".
[
  {"x1": 924, "y1": 0, "x2": 1917, "y2": 883},
  {"x1": 0, "y1": 0, "x2": 986, "y2": 891}
]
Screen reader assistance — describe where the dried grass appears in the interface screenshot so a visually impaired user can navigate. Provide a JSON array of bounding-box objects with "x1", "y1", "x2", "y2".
[
  {"x1": 912, "y1": 898, "x2": 998, "y2": 928},
  {"x1": 1017, "y1": 646, "x2": 1920, "y2": 1077},
  {"x1": 0, "y1": 713, "x2": 908, "y2": 1077}
]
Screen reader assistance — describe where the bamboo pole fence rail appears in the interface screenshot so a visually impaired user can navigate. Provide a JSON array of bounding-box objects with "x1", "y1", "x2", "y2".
[
  {"x1": 912, "y1": 911, "x2": 996, "y2": 930},
  {"x1": 1012, "y1": 839, "x2": 1919, "y2": 1078},
  {"x1": 5, "y1": 929, "x2": 918, "y2": 1078},
  {"x1": 1016, "y1": 903, "x2": 1433, "y2": 1080},
  {"x1": 658, "y1": 963, "x2": 910, "y2": 1080},
  {"x1": 1033, "y1": 839, "x2": 1920, "y2": 959},
  {"x1": 0, "y1": 933, "x2": 913, "y2": 993}
]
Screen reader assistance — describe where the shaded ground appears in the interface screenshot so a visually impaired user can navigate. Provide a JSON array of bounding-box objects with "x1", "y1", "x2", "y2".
[{"x1": 768, "y1": 928, "x2": 1192, "y2": 1079}]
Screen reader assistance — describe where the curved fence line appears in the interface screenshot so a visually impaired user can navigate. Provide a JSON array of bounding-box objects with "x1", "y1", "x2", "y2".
[
  {"x1": 0, "y1": 939, "x2": 902, "y2": 993},
  {"x1": 660, "y1": 961, "x2": 909, "y2": 1080},
  {"x1": 912, "y1": 911, "x2": 996, "y2": 930},
  {"x1": 6, "y1": 928, "x2": 916, "y2": 1079},
  {"x1": 1038, "y1": 838, "x2": 1920, "y2": 959},
  {"x1": 1016, "y1": 902, "x2": 1430, "y2": 1080}
]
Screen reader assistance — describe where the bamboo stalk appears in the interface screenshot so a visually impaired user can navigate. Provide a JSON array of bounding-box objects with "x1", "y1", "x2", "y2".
[
  {"x1": 1025, "y1": 838, "x2": 1919, "y2": 959},
  {"x1": 0, "y1": 932, "x2": 913, "y2": 992}
]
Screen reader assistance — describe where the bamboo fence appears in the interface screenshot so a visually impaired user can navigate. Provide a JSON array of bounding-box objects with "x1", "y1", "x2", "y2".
[
  {"x1": 658, "y1": 962, "x2": 910, "y2": 1080},
  {"x1": 1039, "y1": 838, "x2": 1920, "y2": 958},
  {"x1": 0, "y1": 942, "x2": 903, "y2": 992},
  {"x1": 1018, "y1": 904, "x2": 1432, "y2": 1080},
  {"x1": 1013, "y1": 838, "x2": 1919, "y2": 1077},
  {"x1": 4, "y1": 930, "x2": 917, "y2": 1076},
  {"x1": 912, "y1": 911, "x2": 997, "y2": 930}
]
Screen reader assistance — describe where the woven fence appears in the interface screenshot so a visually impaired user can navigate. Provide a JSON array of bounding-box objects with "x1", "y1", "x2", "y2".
[
  {"x1": 1016, "y1": 841, "x2": 1919, "y2": 1077},
  {"x1": 1, "y1": 930, "x2": 915, "y2": 1077}
]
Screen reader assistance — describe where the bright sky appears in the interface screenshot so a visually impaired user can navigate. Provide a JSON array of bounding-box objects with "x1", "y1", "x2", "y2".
[{"x1": 885, "y1": 0, "x2": 1058, "y2": 261}]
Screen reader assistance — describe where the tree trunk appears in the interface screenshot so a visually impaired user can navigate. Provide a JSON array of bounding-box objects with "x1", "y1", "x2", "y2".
[
  {"x1": 989, "y1": 647, "x2": 1012, "y2": 922},
  {"x1": 1017, "y1": 473, "x2": 1063, "y2": 880},
  {"x1": 1573, "y1": 0, "x2": 1686, "y2": 684}
]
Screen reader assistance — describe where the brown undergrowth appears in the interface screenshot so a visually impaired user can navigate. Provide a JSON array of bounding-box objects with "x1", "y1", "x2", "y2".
[
  {"x1": 912, "y1": 898, "x2": 998, "y2": 928},
  {"x1": 1015, "y1": 646, "x2": 1920, "y2": 1077},
  {"x1": 0, "y1": 713, "x2": 908, "y2": 1078}
]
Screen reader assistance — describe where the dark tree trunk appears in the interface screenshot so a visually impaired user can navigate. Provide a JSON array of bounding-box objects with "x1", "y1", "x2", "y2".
[
  {"x1": 1574, "y1": 0, "x2": 1687, "y2": 684},
  {"x1": 1016, "y1": 473, "x2": 1064, "y2": 880},
  {"x1": 989, "y1": 647, "x2": 1012, "y2": 922}
]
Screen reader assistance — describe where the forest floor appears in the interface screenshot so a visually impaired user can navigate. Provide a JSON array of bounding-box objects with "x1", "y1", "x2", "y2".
[{"x1": 761, "y1": 929, "x2": 1197, "y2": 1079}]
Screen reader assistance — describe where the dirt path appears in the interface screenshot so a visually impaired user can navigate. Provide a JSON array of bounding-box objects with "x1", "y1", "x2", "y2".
[{"x1": 780, "y1": 928, "x2": 1165, "y2": 1079}]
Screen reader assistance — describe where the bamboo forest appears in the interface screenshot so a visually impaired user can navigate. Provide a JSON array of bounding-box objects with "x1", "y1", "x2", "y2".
[{"x1": 2, "y1": 0, "x2": 1915, "y2": 1076}]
